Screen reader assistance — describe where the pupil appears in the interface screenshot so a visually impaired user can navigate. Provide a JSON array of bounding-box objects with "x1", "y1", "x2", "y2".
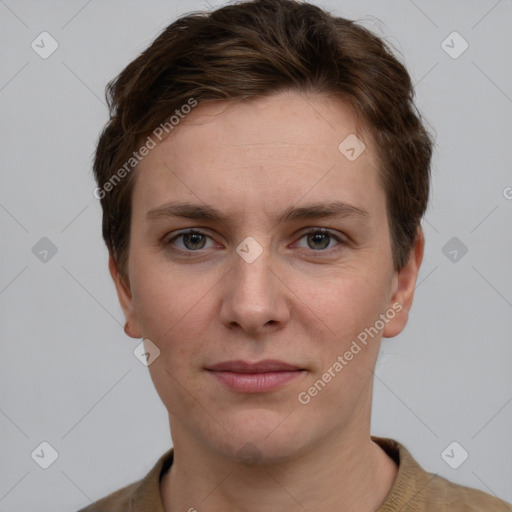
[
  {"x1": 185, "y1": 233, "x2": 204, "y2": 250},
  {"x1": 309, "y1": 233, "x2": 329, "y2": 250}
]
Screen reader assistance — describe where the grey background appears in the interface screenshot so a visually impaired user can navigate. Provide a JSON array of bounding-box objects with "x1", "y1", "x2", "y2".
[{"x1": 1, "y1": 0, "x2": 511, "y2": 510}]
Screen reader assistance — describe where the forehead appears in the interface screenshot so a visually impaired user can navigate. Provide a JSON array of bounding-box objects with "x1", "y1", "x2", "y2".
[
  {"x1": 161, "y1": 91, "x2": 376, "y2": 164},
  {"x1": 132, "y1": 91, "x2": 384, "y2": 219}
]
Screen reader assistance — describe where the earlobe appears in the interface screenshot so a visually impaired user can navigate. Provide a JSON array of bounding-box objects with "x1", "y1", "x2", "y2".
[
  {"x1": 108, "y1": 253, "x2": 142, "y2": 339},
  {"x1": 383, "y1": 227, "x2": 425, "y2": 339}
]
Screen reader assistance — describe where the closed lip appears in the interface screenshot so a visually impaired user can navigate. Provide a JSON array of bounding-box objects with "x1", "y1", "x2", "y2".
[{"x1": 206, "y1": 359, "x2": 303, "y2": 373}]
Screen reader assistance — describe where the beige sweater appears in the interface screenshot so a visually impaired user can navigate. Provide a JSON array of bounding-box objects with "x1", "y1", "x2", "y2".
[{"x1": 77, "y1": 437, "x2": 512, "y2": 511}]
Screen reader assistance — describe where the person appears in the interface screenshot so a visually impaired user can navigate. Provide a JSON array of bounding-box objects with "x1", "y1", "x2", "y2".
[{"x1": 78, "y1": 0, "x2": 512, "y2": 510}]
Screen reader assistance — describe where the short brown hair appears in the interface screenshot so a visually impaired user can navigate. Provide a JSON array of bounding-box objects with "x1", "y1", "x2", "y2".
[{"x1": 93, "y1": 0, "x2": 434, "y2": 279}]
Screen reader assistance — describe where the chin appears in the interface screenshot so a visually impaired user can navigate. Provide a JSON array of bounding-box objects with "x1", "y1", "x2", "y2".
[
  {"x1": 210, "y1": 409, "x2": 315, "y2": 463},
  {"x1": 213, "y1": 436, "x2": 301, "y2": 466}
]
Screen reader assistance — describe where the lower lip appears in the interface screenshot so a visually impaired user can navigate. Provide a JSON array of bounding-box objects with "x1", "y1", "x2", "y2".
[{"x1": 208, "y1": 370, "x2": 304, "y2": 392}]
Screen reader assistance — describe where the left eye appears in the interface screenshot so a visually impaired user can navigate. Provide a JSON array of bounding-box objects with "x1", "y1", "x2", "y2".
[{"x1": 296, "y1": 229, "x2": 342, "y2": 251}]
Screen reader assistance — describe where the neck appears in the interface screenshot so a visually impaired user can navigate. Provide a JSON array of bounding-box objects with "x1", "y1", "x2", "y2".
[{"x1": 160, "y1": 428, "x2": 398, "y2": 512}]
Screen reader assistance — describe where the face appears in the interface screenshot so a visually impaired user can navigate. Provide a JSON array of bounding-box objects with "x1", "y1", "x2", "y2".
[{"x1": 111, "y1": 90, "x2": 423, "y2": 462}]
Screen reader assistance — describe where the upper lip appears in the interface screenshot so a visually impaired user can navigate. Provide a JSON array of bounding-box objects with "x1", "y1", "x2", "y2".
[{"x1": 206, "y1": 359, "x2": 302, "y2": 373}]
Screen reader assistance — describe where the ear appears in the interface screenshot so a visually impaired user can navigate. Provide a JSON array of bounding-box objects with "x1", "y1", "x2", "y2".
[
  {"x1": 108, "y1": 252, "x2": 142, "y2": 339},
  {"x1": 383, "y1": 227, "x2": 425, "y2": 338}
]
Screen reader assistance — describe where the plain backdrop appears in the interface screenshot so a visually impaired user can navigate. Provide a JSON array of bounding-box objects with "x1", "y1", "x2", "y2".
[{"x1": 1, "y1": 0, "x2": 511, "y2": 510}]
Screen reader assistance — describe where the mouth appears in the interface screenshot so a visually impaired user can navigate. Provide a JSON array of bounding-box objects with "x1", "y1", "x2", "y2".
[{"x1": 205, "y1": 359, "x2": 306, "y2": 393}]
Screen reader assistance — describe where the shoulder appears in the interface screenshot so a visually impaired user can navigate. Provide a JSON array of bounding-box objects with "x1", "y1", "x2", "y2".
[
  {"x1": 372, "y1": 436, "x2": 512, "y2": 512},
  {"x1": 75, "y1": 448, "x2": 173, "y2": 512},
  {"x1": 76, "y1": 480, "x2": 139, "y2": 512},
  {"x1": 424, "y1": 473, "x2": 512, "y2": 511}
]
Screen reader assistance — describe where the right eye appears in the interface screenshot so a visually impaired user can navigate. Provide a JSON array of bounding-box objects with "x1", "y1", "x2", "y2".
[{"x1": 163, "y1": 229, "x2": 217, "y2": 253}]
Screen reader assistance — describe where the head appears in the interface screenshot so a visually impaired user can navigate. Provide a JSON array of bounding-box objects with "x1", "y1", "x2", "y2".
[{"x1": 94, "y1": 0, "x2": 433, "y2": 462}]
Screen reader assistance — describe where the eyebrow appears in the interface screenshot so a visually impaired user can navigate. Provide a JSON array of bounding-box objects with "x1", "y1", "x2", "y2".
[{"x1": 146, "y1": 200, "x2": 369, "y2": 224}]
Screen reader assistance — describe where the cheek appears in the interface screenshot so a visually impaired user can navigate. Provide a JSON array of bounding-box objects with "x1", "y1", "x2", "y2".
[
  {"x1": 305, "y1": 269, "x2": 393, "y2": 372},
  {"x1": 131, "y1": 268, "x2": 210, "y2": 411},
  {"x1": 312, "y1": 267, "x2": 390, "y2": 327},
  {"x1": 130, "y1": 246, "x2": 195, "y2": 329},
  {"x1": 130, "y1": 261, "x2": 217, "y2": 371}
]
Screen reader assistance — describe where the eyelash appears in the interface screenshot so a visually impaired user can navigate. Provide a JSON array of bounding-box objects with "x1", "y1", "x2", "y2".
[{"x1": 163, "y1": 228, "x2": 346, "y2": 254}]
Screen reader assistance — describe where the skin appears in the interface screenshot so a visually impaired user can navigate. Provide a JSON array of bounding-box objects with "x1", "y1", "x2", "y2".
[{"x1": 110, "y1": 90, "x2": 424, "y2": 512}]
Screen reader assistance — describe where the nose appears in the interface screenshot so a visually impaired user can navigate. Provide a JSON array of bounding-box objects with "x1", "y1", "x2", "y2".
[{"x1": 219, "y1": 244, "x2": 290, "y2": 337}]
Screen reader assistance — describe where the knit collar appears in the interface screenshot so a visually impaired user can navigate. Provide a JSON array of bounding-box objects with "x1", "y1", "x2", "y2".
[{"x1": 130, "y1": 436, "x2": 436, "y2": 511}]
